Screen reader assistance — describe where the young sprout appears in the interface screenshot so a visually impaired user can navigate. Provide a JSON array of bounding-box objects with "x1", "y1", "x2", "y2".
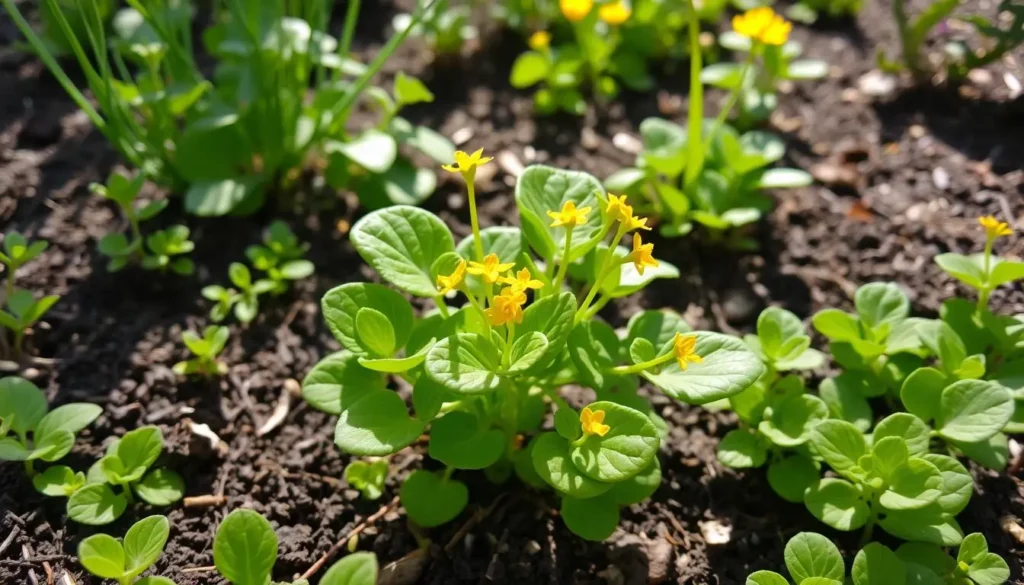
[
  {"x1": 0, "y1": 231, "x2": 48, "y2": 299},
  {"x1": 78, "y1": 516, "x2": 174, "y2": 585},
  {"x1": 173, "y1": 326, "x2": 229, "y2": 377},
  {"x1": 245, "y1": 221, "x2": 314, "y2": 295},
  {"x1": 344, "y1": 458, "x2": 389, "y2": 500},
  {"x1": 0, "y1": 288, "x2": 59, "y2": 359}
]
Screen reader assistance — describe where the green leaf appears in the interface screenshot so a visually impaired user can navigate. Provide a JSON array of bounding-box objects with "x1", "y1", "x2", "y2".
[
  {"x1": 745, "y1": 571, "x2": 789, "y2": 585},
  {"x1": 852, "y1": 542, "x2": 905, "y2": 585},
  {"x1": 302, "y1": 351, "x2": 384, "y2": 415},
  {"x1": 321, "y1": 551, "x2": 379, "y2": 585},
  {"x1": 0, "y1": 376, "x2": 48, "y2": 435},
  {"x1": 896, "y1": 542, "x2": 955, "y2": 582},
  {"x1": 561, "y1": 494, "x2": 620, "y2": 541},
  {"x1": 425, "y1": 333, "x2": 502, "y2": 394},
  {"x1": 518, "y1": 292, "x2": 577, "y2": 368},
  {"x1": 135, "y1": 468, "x2": 185, "y2": 506},
  {"x1": 326, "y1": 130, "x2": 398, "y2": 173},
  {"x1": 937, "y1": 380, "x2": 1013, "y2": 443},
  {"x1": 123, "y1": 515, "x2": 170, "y2": 579},
  {"x1": 185, "y1": 177, "x2": 263, "y2": 216},
  {"x1": 355, "y1": 157, "x2": 437, "y2": 209},
  {"x1": 399, "y1": 469, "x2": 468, "y2": 528},
  {"x1": 759, "y1": 394, "x2": 829, "y2": 448},
  {"x1": 429, "y1": 411, "x2": 504, "y2": 470},
  {"x1": 879, "y1": 508, "x2": 963, "y2": 546},
  {"x1": 879, "y1": 457, "x2": 943, "y2": 511},
  {"x1": 506, "y1": 331, "x2": 550, "y2": 375},
  {"x1": 393, "y1": 72, "x2": 433, "y2": 105},
  {"x1": 626, "y1": 310, "x2": 692, "y2": 349},
  {"x1": 805, "y1": 478, "x2": 870, "y2": 531},
  {"x1": 531, "y1": 432, "x2": 612, "y2": 499},
  {"x1": 989, "y1": 260, "x2": 1024, "y2": 288},
  {"x1": 638, "y1": 117, "x2": 687, "y2": 178},
  {"x1": 818, "y1": 376, "x2": 873, "y2": 432},
  {"x1": 115, "y1": 425, "x2": 163, "y2": 478},
  {"x1": 515, "y1": 165, "x2": 605, "y2": 260},
  {"x1": 67, "y1": 483, "x2": 128, "y2": 525},
  {"x1": 951, "y1": 433, "x2": 1009, "y2": 470},
  {"x1": 717, "y1": 429, "x2": 766, "y2": 468},
  {"x1": 568, "y1": 321, "x2": 621, "y2": 391},
  {"x1": 916, "y1": 320, "x2": 967, "y2": 374},
  {"x1": 358, "y1": 343, "x2": 431, "y2": 373},
  {"x1": 510, "y1": 51, "x2": 550, "y2": 88},
  {"x1": 855, "y1": 282, "x2": 909, "y2": 330},
  {"x1": 756, "y1": 307, "x2": 807, "y2": 360},
  {"x1": 917, "y1": 453, "x2": 972, "y2": 515},
  {"x1": 767, "y1": 455, "x2": 818, "y2": 503},
  {"x1": 345, "y1": 460, "x2": 388, "y2": 500},
  {"x1": 33, "y1": 465, "x2": 85, "y2": 496},
  {"x1": 350, "y1": 206, "x2": 455, "y2": 297},
  {"x1": 808, "y1": 419, "x2": 868, "y2": 479},
  {"x1": 900, "y1": 367, "x2": 947, "y2": 422},
  {"x1": 135, "y1": 576, "x2": 177, "y2": 585},
  {"x1": 641, "y1": 332, "x2": 765, "y2": 405},
  {"x1": 322, "y1": 283, "x2": 415, "y2": 356},
  {"x1": 391, "y1": 118, "x2": 455, "y2": 164},
  {"x1": 213, "y1": 509, "x2": 278, "y2": 585},
  {"x1": 700, "y1": 62, "x2": 744, "y2": 88},
  {"x1": 78, "y1": 533, "x2": 126, "y2": 579},
  {"x1": 874, "y1": 413, "x2": 931, "y2": 456},
  {"x1": 334, "y1": 390, "x2": 427, "y2": 456},
  {"x1": 607, "y1": 458, "x2": 661, "y2": 506},
  {"x1": 412, "y1": 374, "x2": 450, "y2": 421},
  {"x1": 959, "y1": 534, "x2": 1010, "y2": 585},
  {"x1": 355, "y1": 308, "x2": 397, "y2": 357},
  {"x1": 31, "y1": 428, "x2": 75, "y2": 462},
  {"x1": 935, "y1": 253, "x2": 987, "y2": 289},
  {"x1": 785, "y1": 532, "x2": 845, "y2": 583},
  {"x1": 812, "y1": 309, "x2": 861, "y2": 342},
  {"x1": 787, "y1": 59, "x2": 829, "y2": 79},
  {"x1": 569, "y1": 401, "x2": 660, "y2": 483}
]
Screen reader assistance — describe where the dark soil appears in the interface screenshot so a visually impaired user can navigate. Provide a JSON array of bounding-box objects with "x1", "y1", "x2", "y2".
[{"x1": 2, "y1": 0, "x2": 1024, "y2": 584}]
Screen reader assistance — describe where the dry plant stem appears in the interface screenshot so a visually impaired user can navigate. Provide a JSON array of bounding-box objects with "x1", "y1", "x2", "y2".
[
  {"x1": 299, "y1": 496, "x2": 400, "y2": 580},
  {"x1": 183, "y1": 494, "x2": 227, "y2": 508},
  {"x1": 180, "y1": 566, "x2": 217, "y2": 574}
]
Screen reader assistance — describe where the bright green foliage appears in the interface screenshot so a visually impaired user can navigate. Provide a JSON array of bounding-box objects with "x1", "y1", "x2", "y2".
[
  {"x1": 245, "y1": 221, "x2": 314, "y2": 295},
  {"x1": 67, "y1": 425, "x2": 184, "y2": 525},
  {"x1": 606, "y1": 119, "x2": 811, "y2": 247},
  {"x1": 0, "y1": 231, "x2": 56, "y2": 358},
  {"x1": 394, "y1": 0, "x2": 477, "y2": 54},
  {"x1": 214, "y1": 508, "x2": 377, "y2": 585},
  {"x1": 0, "y1": 377, "x2": 102, "y2": 482},
  {"x1": 173, "y1": 326, "x2": 230, "y2": 377},
  {"x1": 203, "y1": 263, "x2": 276, "y2": 324},
  {"x1": 91, "y1": 172, "x2": 193, "y2": 275},
  {"x1": 78, "y1": 515, "x2": 174, "y2": 585},
  {"x1": 303, "y1": 163, "x2": 764, "y2": 539},
  {"x1": 344, "y1": 458, "x2": 389, "y2": 500}
]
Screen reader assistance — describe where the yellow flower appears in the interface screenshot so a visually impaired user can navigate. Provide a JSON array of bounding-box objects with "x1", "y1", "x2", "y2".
[
  {"x1": 548, "y1": 201, "x2": 592, "y2": 228},
  {"x1": 580, "y1": 406, "x2": 610, "y2": 437},
  {"x1": 606, "y1": 194, "x2": 630, "y2": 222},
  {"x1": 979, "y1": 215, "x2": 1013, "y2": 239},
  {"x1": 485, "y1": 287, "x2": 527, "y2": 326},
  {"x1": 732, "y1": 6, "x2": 791, "y2": 46},
  {"x1": 561, "y1": 0, "x2": 594, "y2": 22},
  {"x1": 629, "y1": 233, "x2": 658, "y2": 275},
  {"x1": 624, "y1": 213, "x2": 651, "y2": 232},
  {"x1": 467, "y1": 253, "x2": 516, "y2": 284},
  {"x1": 529, "y1": 30, "x2": 551, "y2": 51},
  {"x1": 598, "y1": 1, "x2": 631, "y2": 25},
  {"x1": 500, "y1": 268, "x2": 544, "y2": 292},
  {"x1": 442, "y1": 148, "x2": 493, "y2": 175},
  {"x1": 672, "y1": 333, "x2": 703, "y2": 371},
  {"x1": 436, "y1": 259, "x2": 466, "y2": 295}
]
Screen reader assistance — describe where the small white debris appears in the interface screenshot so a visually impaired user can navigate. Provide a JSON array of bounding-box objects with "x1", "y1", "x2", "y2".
[
  {"x1": 932, "y1": 167, "x2": 950, "y2": 190},
  {"x1": 496, "y1": 150, "x2": 525, "y2": 177},
  {"x1": 699, "y1": 519, "x2": 733, "y2": 545},
  {"x1": 612, "y1": 132, "x2": 642, "y2": 154},
  {"x1": 857, "y1": 70, "x2": 897, "y2": 97},
  {"x1": 1005, "y1": 72, "x2": 1022, "y2": 98},
  {"x1": 188, "y1": 420, "x2": 226, "y2": 451},
  {"x1": 451, "y1": 127, "x2": 474, "y2": 146},
  {"x1": 523, "y1": 145, "x2": 537, "y2": 162}
]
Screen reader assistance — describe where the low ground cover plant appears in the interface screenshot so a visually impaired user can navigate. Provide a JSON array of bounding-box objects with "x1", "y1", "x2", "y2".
[
  {"x1": 302, "y1": 148, "x2": 764, "y2": 540},
  {"x1": 0, "y1": 232, "x2": 58, "y2": 359},
  {"x1": 79, "y1": 515, "x2": 175, "y2": 585},
  {"x1": 173, "y1": 325, "x2": 229, "y2": 377}
]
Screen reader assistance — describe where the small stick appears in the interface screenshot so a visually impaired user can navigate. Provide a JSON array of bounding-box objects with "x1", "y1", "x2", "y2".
[
  {"x1": 0, "y1": 555, "x2": 68, "y2": 565},
  {"x1": 43, "y1": 561, "x2": 53, "y2": 585},
  {"x1": 183, "y1": 494, "x2": 227, "y2": 508},
  {"x1": 299, "y1": 496, "x2": 400, "y2": 580},
  {"x1": 0, "y1": 525, "x2": 21, "y2": 556},
  {"x1": 180, "y1": 565, "x2": 217, "y2": 574}
]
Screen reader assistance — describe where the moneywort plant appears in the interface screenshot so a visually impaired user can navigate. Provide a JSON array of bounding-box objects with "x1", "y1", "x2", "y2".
[
  {"x1": 302, "y1": 148, "x2": 764, "y2": 540},
  {"x1": 0, "y1": 231, "x2": 58, "y2": 359},
  {"x1": 78, "y1": 515, "x2": 175, "y2": 585}
]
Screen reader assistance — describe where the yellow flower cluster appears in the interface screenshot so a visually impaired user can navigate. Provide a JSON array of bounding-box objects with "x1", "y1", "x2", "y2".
[
  {"x1": 435, "y1": 250, "x2": 545, "y2": 327},
  {"x1": 732, "y1": 7, "x2": 791, "y2": 46},
  {"x1": 979, "y1": 215, "x2": 1013, "y2": 239},
  {"x1": 606, "y1": 194, "x2": 658, "y2": 275},
  {"x1": 581, "y1": 406, "x2": 610, "y2": 437}
]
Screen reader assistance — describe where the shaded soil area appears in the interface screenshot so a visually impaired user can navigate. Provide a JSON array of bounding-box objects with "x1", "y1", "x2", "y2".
[{"x1": 1, "y1": 0, "x2": 1023, "y2": 583}]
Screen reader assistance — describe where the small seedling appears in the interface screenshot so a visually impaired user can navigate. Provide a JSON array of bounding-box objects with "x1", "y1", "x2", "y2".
[
  {"x1": 0, "y1": 376, "x2": 102, "y2": 478},
  {"x1": 0, "y1": 288, "x2": 60, "y2": 358},
  {"x1": 203, "y1": 263, "x2": 276, "y2": 324},
  {"x1": 344, "y1": 458, "x2": 389, "y2": 500},
  {"x1": 173, "y1": 326, "x2": 229, "y2": 377},
  {"x1": 78, "y1": 515, "x2": 176, "y2": 585},
  {"x1": 67, "y1": 425, "x2": 184, "y2": 525},
  {"x1": 92, "y1": 172, "x2": 194, "y2": 275},
  {"x1": 213, "y1": 508, "x2": 379, "y2": 585},
  {"x1": 245, "y1": 221, "x2": 314, "y2": 295},
  {"x1": 0, "y1": 231, "x2": 48, "y2": 299}
]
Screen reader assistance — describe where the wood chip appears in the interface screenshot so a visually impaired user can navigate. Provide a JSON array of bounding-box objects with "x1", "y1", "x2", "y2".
[
  {"x1": 612, "y1": 132, "x2": 642, "y2": 154},
  {"x1": 183, "y1": 494, "x2": 227, "y2": 508},
  {"x1": 256, "y1": 383, "x2": 291, "y2": 437},
  {"x1": 1001, "y1": 516, "x2": 1024, "y2": 545},
  {"x1": 451, "y1": 127, "x2": 474, "y2": 146},
  {"x1": 698, "y1": 519, "x2": 732, "y2": 545}
]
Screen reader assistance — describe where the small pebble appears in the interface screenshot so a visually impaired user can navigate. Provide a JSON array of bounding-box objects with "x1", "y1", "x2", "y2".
[
  {"x1": 932, "y1": 167, "x2": 950, "y2": 190},
  {"x1": 857, "y1": 70, "x2": 897, "y2": 97}
]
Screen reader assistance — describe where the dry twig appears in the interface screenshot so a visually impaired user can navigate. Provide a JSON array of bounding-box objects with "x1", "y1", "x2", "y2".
[{"x1": 299, "y1": 496, "x2": 401, "y2": 580}]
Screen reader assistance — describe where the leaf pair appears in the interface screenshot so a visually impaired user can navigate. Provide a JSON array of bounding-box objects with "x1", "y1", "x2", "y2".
[
  {"x1": 344, "y1": 458, "x2": 388, "y2": 500},
  {"x1": 745, "y1": 307, "x2": 825, "y2": 371},
  {"x1": 0, "y1": 376, "x2": 102, "y2": 464},
  {"x1": 813, "y1": 282, "x2": 922, "y2": 360},
  {"x1": 0, "y1": 231, "x2": 48, "y2": 272},
  {"x1": 79, "y1": 516, "x2": 173, "y2": 585},
  {"x1": 173, "y1": 325, "x2": 230, "y2": 376}
]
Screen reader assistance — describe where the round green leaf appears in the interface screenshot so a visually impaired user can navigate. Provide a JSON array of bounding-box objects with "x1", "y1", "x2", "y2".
[
  {"x1": 878, "y1": 508, "x2": 964, "y2": 546},
  {"x1": 428, "y1": 411, "x2": 505, "y2": 470},
  {"x1": 322, "y1": 283, "x2": 414, "y2": 356},
  {"x1": 302, "y1": 351, "x2": 385, "y2": 415},
  {"x1": 818, "y1": 376, "x2": 873, "y2": 432},
  {"x1": 900, "y1": 367, "x2": 947, "y2": 423},
  {"x1": 569, "y1": 401, "x2": 660, "y2": 483},
  {"x1": 321, "y1": 551, "x2": 379, "y2": 585},
  {"x1": 135, "y1": 468, "x2": 185, "y2": 506},
  {"x1": 745, "y1": 571, "x2": 789, "y2": 585},
  {"x1": 400, "y1": 469, "x2": 468, "y2": 528},
  {"x1": 67, "y1": 483, "x2": 128, "y2": 525},
  {"x1": 115, "y1": 425, "x2": 163, "y2": 476},
  {"x1": 425, "y1": 333, "x2": 503, "y2": 394},
  {"x1": 768, "y1": 455, "x2": 819, "y2": 503},
  {"x1": 759, "y1": 394, "x2": 829, "y2": 448},
  {"x1": 33, "y1": 465, "x2": 84, "y2": 496},
  {"x1": 626, "y1": 310, "x2": 692, "y2": 349},
  {"x1": 808, "y1": 419, "x2": 868, "y2": 479},
  {"x1": 32, "y1": 428, "x2": 75, "y2": 462},
  {"x1": 879, "y1": 457, "x2": 943, "y2": 511},
  {"x1": 355, "y1": 307, "x2": 397, "y2": 357},
  {"x1": 919, "y1": 454, "x2": 971, "y2": 516},
  {"x1": 935, "y1": 253, "x2": 987, "y2": 289},
  {"x1": 641, "y1": 332, "x2": 765, "y2": 405},
  {"x1": 507, "y1": 331, "x2": 550, "y2": 374},
  {"x1": 518, "y1": 292, "x2": 577, "y2": 368},
  {"x1": 510, "y1": 51, "x2": 550, "y2": 88},
  {"x1": 852, "y1": 542, "x2": 906, "y2": 585},
  {"x1": 717, "y1": 429, "x2": 766, "y2": 468},
  {"x1": 855, "y1": 282, "x2": 910, "y2": 330},
  {"x1": 514, "y1": 165, "x2": 605, "y2": 260},
  {"x1": 350, "y1": 206, "x2": 455, "y2": 297},
  {"x1": 531, "y1": 432, "x2": 612, "y2": 499},
  {"x1": 326, "y1": 130, "x2": 398, "y2": 173},
  {"x1": 213, "y1": 509, "x2": 278, "y2": 585},
  {"x1": 35, "y1": 402, "x2": 102, "y2": 442},
  {"x1": 335, "y1": 390, "x2": 427, "y2": 457},
  {"x1": 123, "y1": 515, "x2": 170, "y2": 579},
  {"x1": 78, "y1": 533, "x2": 126, "y2": 579},
  {"x1": 607, "y1": 458, "x2": 661, "y2": 506},
  {"x1": 805, "y1": 478, "x2": 870, "y2": 531},
  {"x1": 936, "y1": 380, "x2": 1014, "y2": 443},
  {"x1": 785, "y1": 531, "x2": 845, "y2": 583},
  {"x1": 873, "y1": 413, "x2": 931, "y2": 456},
  {"x1": 568, "y1": 320, "x2": 621, "y2": 391},
  {"x1": 0, "y1": 376, "x2": 48, "y2": 435},
  {"x1": 561, "y1": 494, "x2": 620, "y2": 541}
]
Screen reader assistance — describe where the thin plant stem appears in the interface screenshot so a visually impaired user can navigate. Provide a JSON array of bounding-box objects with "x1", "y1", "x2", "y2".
[
  {"x1": 682, "y1": 0, "x2": 704, "y2": 192},
  {"x1": 704, "y1": 53, "x2": 754, "y2": 149},
  {"x1": 551, "y1": 228, "x2": 574, "y2": 294},
  {"x1": 467, "y1": 178, "x2": 484, "y2": 262},
  {"x1": 612, "y1": 350, "x2": 675, "y2": 375}
]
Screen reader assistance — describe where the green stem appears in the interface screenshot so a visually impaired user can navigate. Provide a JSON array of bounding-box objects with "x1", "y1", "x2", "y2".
[
  {"x1": 611, "y1": 350, "x2": 675, "y2": 375},
  {"x1": 704, "y1": 54, "x2": 754, "y2": 149},
  {"x1": 23, "y1": 459, "x2": 34, "y2": 477},
  {"x1": 502, "y1": 385, "x2": 520, "y2": 457},
  {"x1": 979, "y1": 237, "x2": 994, "y2": 312},
  {"x1": 682, "y1": 0, "x2": 704, "y2": 191},
  {"x1": 581, "y1": 293, "x2": 613, "y2": 320},
  {"x1": 550, "y1": 228, "x2": 574, "y2": 294},
  {"x1": 13, "y1": 331, "x2": 24, "y2": 361},
  {"x1": 575, "y1": 224, "x2": 628, "y2": 320},
  {"x1": 122, "y1": 483, "x2": 135, "y2": 505},
  {"x1": 467, "y1": 177, "x2": 484, "y2": 262},
  {"x1": 859, "y1": 509, "x2": 878, "y2": 546},
  {"x1": 434, "y1": 295, "x2": 451, "y2": 318},
  {"x1": 502, "y1": 323, "x2": 515, "y2": 368},
  {"x1": 441, "y1": 466, "x2": 454, "y2": 482}
]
